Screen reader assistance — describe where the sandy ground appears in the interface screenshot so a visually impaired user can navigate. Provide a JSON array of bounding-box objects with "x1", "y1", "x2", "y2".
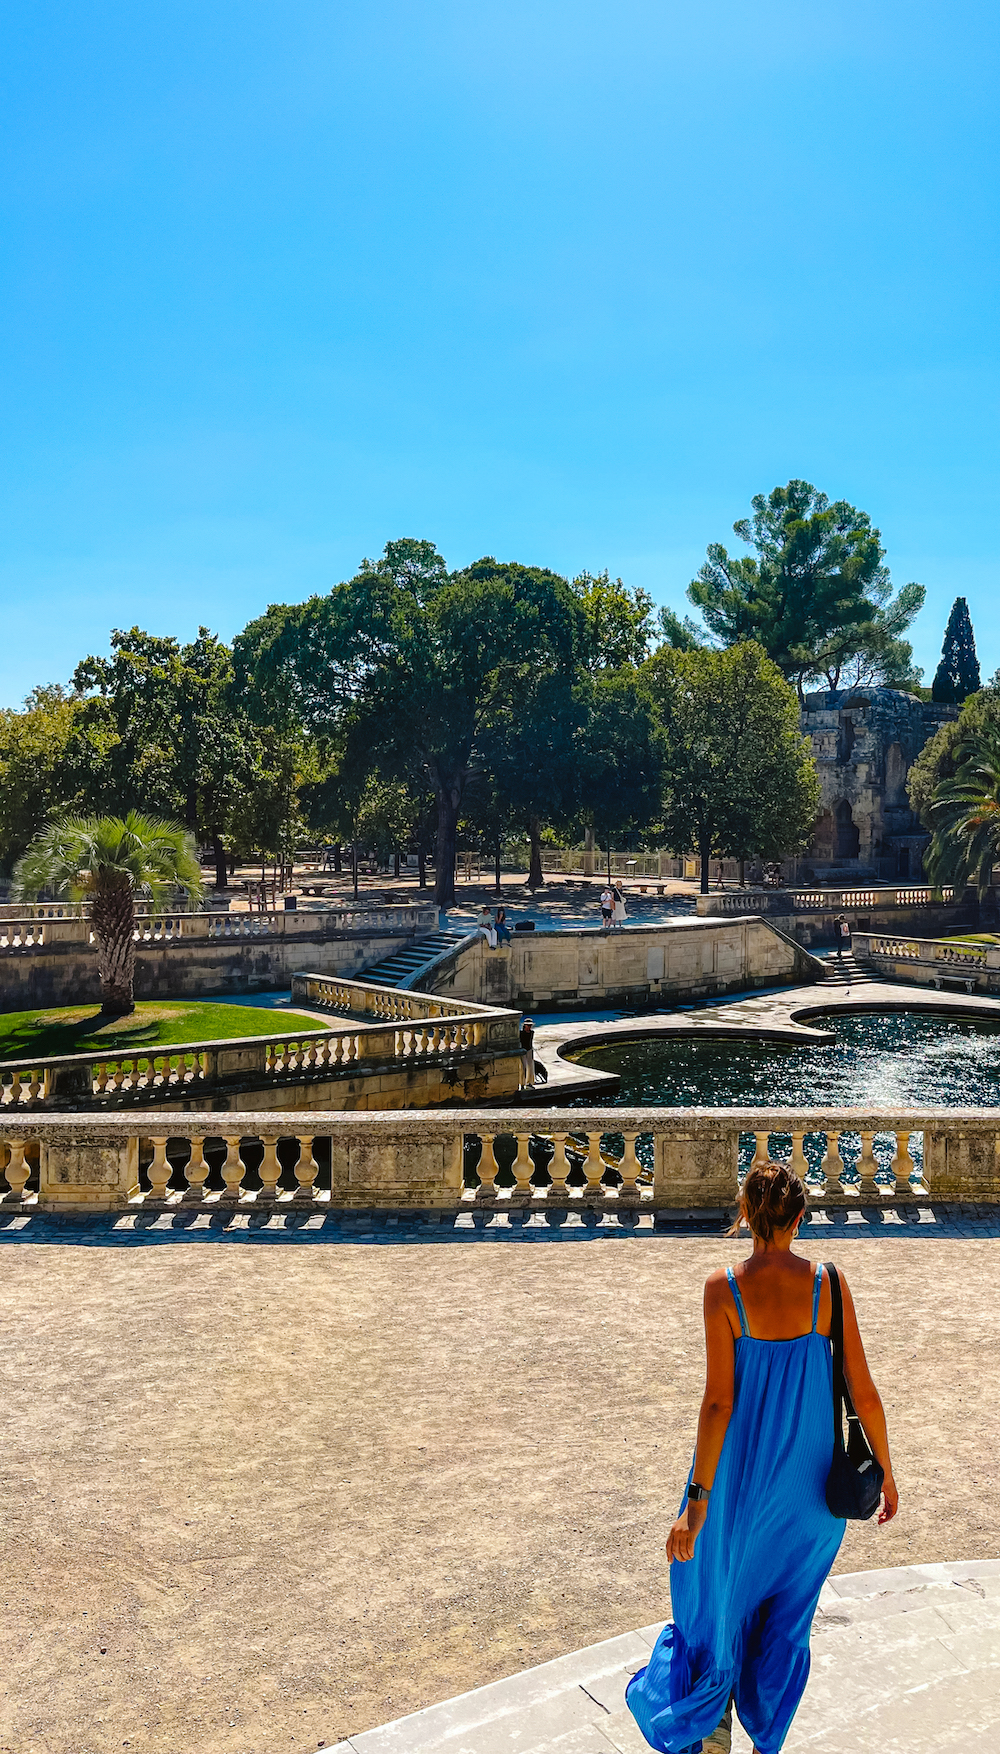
[{"x1": 0, "y1": 1228, "x2": 995, "y2": 1754}]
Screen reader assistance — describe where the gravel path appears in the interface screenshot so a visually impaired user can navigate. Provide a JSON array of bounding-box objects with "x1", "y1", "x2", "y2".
[{"x1": 0, "y1": 1226, "x2": 995, "y2": 1753}]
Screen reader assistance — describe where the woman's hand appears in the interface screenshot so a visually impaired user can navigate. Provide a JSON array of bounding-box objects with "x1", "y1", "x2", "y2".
[
  {"x1": 665, "y1": 1499, "x2": 708, "y2": 1562},
  {"x1": 878, "y1": 1474, "x2": 899, "y2": 1525}
]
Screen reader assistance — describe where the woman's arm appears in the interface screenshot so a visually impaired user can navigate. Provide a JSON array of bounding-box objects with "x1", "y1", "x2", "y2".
[
  {"x1": 666, "y1": 1275, "x2": 735, "y2": 1562},
  {"x1": 840, "y1": 1272, "x2": 899, "y2": 1525}
]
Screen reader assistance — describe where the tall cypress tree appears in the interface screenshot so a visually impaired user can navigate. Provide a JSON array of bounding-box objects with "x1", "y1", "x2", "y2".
[{"x1": 932, "y1": 597, "x2": 981, "y2": 704}]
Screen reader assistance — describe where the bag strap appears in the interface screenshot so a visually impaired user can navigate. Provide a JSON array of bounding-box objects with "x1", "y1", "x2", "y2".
[{"x1": 825, "y1": 1261, "x2": 861, "y2": 1428}]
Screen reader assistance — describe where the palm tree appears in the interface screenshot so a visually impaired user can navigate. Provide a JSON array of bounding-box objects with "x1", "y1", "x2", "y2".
[
  {"x1": 14, "y1": 812, "x2": 203, "y2": 1016},
  {"x1": 923, "y1": 727, "x2": 1000, "y2": 898}
]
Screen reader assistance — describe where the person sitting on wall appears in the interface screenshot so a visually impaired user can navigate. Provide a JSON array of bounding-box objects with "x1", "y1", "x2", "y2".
[{"x1": 495, "y1": 905, "x2": 512, "y2": 944}]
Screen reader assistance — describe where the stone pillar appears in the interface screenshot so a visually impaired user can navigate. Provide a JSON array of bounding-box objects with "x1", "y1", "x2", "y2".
[
  {"x1": 583, "y1": 825, "x2": 595, "y2": 877},
  {"x1": 37, "y1": 1125, "x2": 139, "y2": 1211},
  {"x1": 654, "y1": 1121, "x2": 740, "y2": 1209},
  {"x1": 923, "y1": 1125, "x2": 1000, "y2": 1200}
]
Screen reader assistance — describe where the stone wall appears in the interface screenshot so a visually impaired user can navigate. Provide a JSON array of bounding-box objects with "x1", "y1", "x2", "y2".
[
  {"x1": 422, "y1": 917, "x2": 821, "y2": 1011},
  {"x1": 794, "y1": 685, "x2": 957, "y2": 881},
  {"x1": 0, "y1": 905, "x2": 438, "y2": 1010}
]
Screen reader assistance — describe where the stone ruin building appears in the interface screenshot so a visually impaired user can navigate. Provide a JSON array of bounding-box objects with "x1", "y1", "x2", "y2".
[{"x1": 788, "y1": 686, "x2": 958, "y2": 884}]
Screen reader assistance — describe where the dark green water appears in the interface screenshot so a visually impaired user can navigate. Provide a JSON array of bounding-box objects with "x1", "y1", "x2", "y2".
[{"x1": 567, "y1": 1010, "x2": 1000, "y2": 1109}]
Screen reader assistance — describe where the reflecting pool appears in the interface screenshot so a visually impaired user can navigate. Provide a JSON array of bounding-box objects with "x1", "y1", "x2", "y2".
[{"x1": 566, "y1": 1010, "x2": 1000, "y2": 1109}]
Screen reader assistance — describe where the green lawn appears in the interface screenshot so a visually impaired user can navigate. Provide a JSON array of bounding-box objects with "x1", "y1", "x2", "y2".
[
  {"x1": 942, "y1": 933, "x2": 1000, "y2": 946},
  {"x1": 0, "y1": 1000, "x2": 326, "y2": 1062}
]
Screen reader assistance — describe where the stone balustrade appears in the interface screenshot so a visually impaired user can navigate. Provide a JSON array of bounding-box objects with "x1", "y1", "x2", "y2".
[
  {"x1": 0, "y1": 1105, "x2": 996, "y2": 1210},
  {"x1": 0, "y1": 902, "x2": 436, "y2": 955},
  {"x1": 290, "y1": 969, "x2": 499, "y2": 1026},
  {"x1": 853, "y1": 930, "x2": 1000, "y2": 993},
  {"x1": 0, "y1": 990, "x2": 518, "y2": 1115},
  {"x1": 698, "y1": 884, "x2": 956, "y2": 918}
]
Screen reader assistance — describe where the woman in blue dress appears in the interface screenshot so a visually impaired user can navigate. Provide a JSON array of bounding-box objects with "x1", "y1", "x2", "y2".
[{"x1": 627, "y1": 1164, "x2": 898, "y2": 1754}]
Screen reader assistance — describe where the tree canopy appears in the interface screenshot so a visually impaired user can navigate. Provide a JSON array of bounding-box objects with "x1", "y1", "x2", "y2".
[
  {"x1": 685, "y1": 480, "x2": 925, "y2": 698},
  {"x1": 643, "y1": 642, "x2": 819, "y2": 891}
]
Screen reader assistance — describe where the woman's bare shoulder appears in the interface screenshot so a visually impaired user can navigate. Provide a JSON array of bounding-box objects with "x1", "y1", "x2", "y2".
[{"x1": 704, "y1": 1266, "x2": 733, "y2": 1300}]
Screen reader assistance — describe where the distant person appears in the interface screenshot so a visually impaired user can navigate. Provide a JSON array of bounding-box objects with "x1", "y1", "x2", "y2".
[
  {"x1": 518, "y1": 1015, "x2": 536, "y2": 1087},
  {"x1": 715, "y1": 861, "x2": 726, "y2": 890},
  {"x1": 600, "y1": 885, "x2": 614, "y2": 930},
  {"x1": 835, "y1": 913, "x2": 851, "y2": 957},
  {"x1": 478, "y1": 904, "x2": 497, "y2": 947},
  {"x1": 627, "y1": 1163, "x2": 897, "y2": 1754},
  {"x1": 612, "y1": 882, "x2": 627, "y2": 929},
  {"x1": 495, "y1": 905, "x2": 511, "y2": 945}
]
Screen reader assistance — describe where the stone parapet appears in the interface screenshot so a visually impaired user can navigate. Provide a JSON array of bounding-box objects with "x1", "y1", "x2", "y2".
[
  {"x1": 0, "y1": 1103, "x2": 997, "y2": 1211},
  {"x1": 0, "y1": 903, "x2": 438, "y2": 1008}
]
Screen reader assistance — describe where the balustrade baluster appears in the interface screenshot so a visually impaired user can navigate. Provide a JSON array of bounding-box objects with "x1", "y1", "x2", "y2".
[
  {"x1": 258, "y1": 1135, "x2": 282, "y2": 1199},
  {"x1": 547, "y1": 1133, "x2": 571, "y2": 1202},
  {"x1": 476, "y1": 1134, "x2": 499, "y2": 1198},
  {"x1": 512, "y1": 1132, "x2": 535, "y2": 1200},
  {"x1": 2, "y1": 1137, "x2": 29, "y2": 1200},
  {"x1": 8, "y1": 1071, "x2": 23, "y2": 1107},
  {"x1": 890, "y1": 1130, "x2": 915, "y2": 1196},
  {"x1": 26, "y1": 1067, "x2": 42, "y2": 1103},
  {"x1": 820, "y1": 1132, "x2": 844, "y2": 1195},
  {"x1": 857, "y1": 1129, "x2": 880, "y2": 1199},
  {"x1": 293, "y1": 1135, "x2": 319, "y2": 1197},
  {"x1": 790, "y1": 1130, "x2": 808, "y2": 1182},
  {"x1": 221, "y1": 1136, "x2": 247, "y2": 1199},
  {"x1": 583, "y1": 1132, "x2": 607, "y2": 1196},
  {"x1": 751, "y1": 1130, "x2": 770, "y2": 1169},
  {"x1": 184, "y1": 1137, "x2": 208, "y2": 1200},
  {"x1": 618, "y1": 1132, "x2": 641, "y2": 1200},
  {"x1": 146, "y1": 1136, "x2": 172, "y2": 1199}
]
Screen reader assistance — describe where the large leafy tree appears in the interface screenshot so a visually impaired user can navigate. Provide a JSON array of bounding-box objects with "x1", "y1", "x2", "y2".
[
  {"x1": 931, "y1": 597, "x2": 981, "y2": 704},
  {"x1": 70, "y1": 627, "x2": 270, "y2": 889},
  {"x1": 644, "y1": 642, "x2": 819, "y2": 892},
  {"x1": 235, "y1": 540, "x2": 584, "y2": 907},
  {"x1": 686, "y1": 480, "x2": 925, "y2": 699},
  {"x1": 14, "y1": 812, "x2": 202, "y2": 1015},
  {"x1": 0, "y1": 686, "x2": 86, "y2": 874}
]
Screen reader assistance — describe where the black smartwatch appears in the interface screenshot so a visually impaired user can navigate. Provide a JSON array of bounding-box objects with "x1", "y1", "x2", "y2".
[{"x1": 687, "y1": 1482, "x2": 711, "y2": 1502}]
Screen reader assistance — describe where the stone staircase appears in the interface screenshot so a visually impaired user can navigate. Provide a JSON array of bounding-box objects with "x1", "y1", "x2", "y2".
[
  {"x1": 360, "y1": 928, "x2": 472, "y2": 990},
  {"x1": 328, "y1": 1559, "x2": 1000, "y2": 1753},
  {"x1": 821, "y1": 950, "x2": 872, "y2": 989}
]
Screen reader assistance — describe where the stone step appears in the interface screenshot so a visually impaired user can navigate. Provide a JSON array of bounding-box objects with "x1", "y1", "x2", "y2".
[{"x1": 328, "y1": 1561, "x2": 1000, "y2": 1754}]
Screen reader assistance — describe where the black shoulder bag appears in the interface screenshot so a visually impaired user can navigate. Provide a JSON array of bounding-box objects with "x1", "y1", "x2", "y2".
[{"x1": 824, "y1": 1262, "x2": 884, "y2": 1520}]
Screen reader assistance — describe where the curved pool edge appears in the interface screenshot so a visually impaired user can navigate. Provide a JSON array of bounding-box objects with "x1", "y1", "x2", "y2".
[{"x1": 527, "y1": 974, "x2": 1000, "y2": 1105}]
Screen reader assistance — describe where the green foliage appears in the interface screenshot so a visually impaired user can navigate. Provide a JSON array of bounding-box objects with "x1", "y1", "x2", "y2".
[
  {"x1": 923, "y1": 721, "x2": 1000, "y2": 896},
  {"x1": 907, "y1": 686, "x2": 1000, "y2": 826},
  {"x1": 14, "y1": 811, "x2": 203, "y2": 907},
  {"x1": 931, "y1": 597, "x2": 981, "y2": 704},
  {"x1": 572, "y1": 571, "x2": 656, "y2": 669},
  {"x1": 643, "y1": 642, "x2": 819, "y2": 891},
  {"x1": 657, "y1": 607, "x2": 705, "y2": 652},
  {"x1": 686, "y1": 480, "x2": 925, "y2": 695},
  {"x1": 0, "y1": 685, "x2": 85, "y2": 874}
]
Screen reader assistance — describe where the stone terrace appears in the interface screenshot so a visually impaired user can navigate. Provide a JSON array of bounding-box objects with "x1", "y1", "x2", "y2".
[{"x1": 0, "y1": 1217, "x2": 996, "y2": 1753}]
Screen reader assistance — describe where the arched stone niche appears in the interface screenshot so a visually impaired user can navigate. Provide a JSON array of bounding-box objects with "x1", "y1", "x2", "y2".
[
  {"x1": 885, "y1": 741, "x2": 907, "y2": 808},
  {"x1": 834, "y1": 799, "x2": 860, "y2": 859}
]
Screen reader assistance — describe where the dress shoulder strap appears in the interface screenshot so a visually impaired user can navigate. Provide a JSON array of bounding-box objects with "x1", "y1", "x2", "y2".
[
  {"x1": 811, "y1": 1262, "x2": 824, "y2": 1333},
  {"x1": 726, "y1": 1267, "x2": 751, "y2": 1338}
]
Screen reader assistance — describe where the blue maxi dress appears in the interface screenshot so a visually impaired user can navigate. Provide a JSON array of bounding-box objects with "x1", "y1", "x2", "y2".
[{"x1": 626, "y1": 1265, "x2": 845, "y2": 1754}]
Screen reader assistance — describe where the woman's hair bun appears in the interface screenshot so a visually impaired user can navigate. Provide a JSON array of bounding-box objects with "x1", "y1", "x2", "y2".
[{"x1": 734, "y1": 1162, "x2": 806, "y2": 1241}]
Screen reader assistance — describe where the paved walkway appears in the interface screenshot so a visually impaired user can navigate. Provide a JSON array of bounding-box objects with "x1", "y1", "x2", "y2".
[{"x1": 328, "y1": 1560, "x2": 1000, "y2": 1753}]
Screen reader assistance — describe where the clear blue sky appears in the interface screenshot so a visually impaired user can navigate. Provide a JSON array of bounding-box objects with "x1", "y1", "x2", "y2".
[{"x1": 2, "y1": 1, "x2": 998, "y2": 705}]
